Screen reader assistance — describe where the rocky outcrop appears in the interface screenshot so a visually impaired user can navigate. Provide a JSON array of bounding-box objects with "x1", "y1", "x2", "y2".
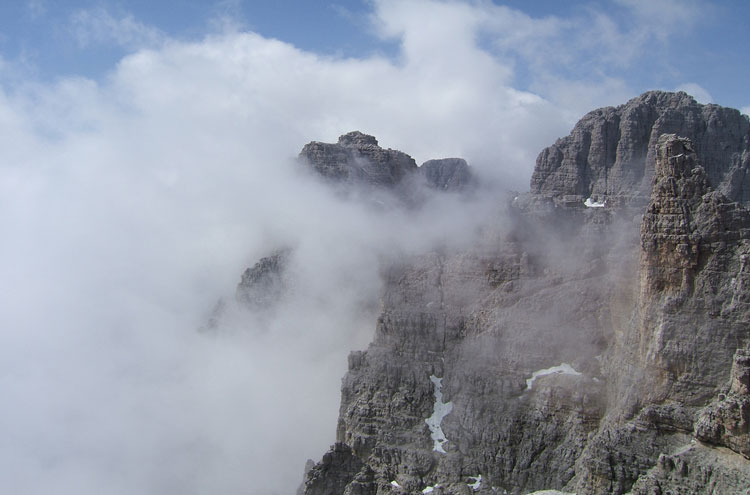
[
  {"x1": 627, "y1": 442, "x2": 750, "y2": 495},
  {"x1": 531, "y1": 91, "x2": 750, "y2": 208},
  {"x1": 570, "y1": 134, "x2": 750, "y2": 494},
  {"x1": 300, "y1": 93, "x2": 750, "y2": 495},
  {"x1": 299, "y1": 132, "x2": 476, "y2": 197},
  {"x1": 626, "y1": 134, "x2": 750, "y2": 406},
  {"x1": 299, "y1": 131, "x2": 419, "y2": 189},
  {"x1": 695, "y1": 348, "x2": 750, "y2": 459},
  {"x1": 228, "y1": 135, "x2": 477, "y2": 316},
  {"x1": 420, "y1": 158, "x2": 476, "y2": 191},
  {"x1": 304, "y1": 443, "x2": 373, "y2": 495},
  {"x1": 236, "y1": 249, "x2": 290, "y2": 310}
]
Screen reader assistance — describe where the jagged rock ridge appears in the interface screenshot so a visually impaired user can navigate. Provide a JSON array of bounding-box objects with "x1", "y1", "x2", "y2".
[
  {"x1": 300, "y1": 131, "x2": 419, "y2": 188},
  {"x1": 235, "y1": 249, "x2": 290, "y2": 310},
  {"x1": 299, "y1": 92, "x2": 750, "y2": 495},
  {"x1": 223, "y1": 133, "x2": 479, "y2": 319},
  {"x1": 420, "y1": 158, "x2": 476, "y2": 191},
  {"x1": 531, "y1": 91, "x2": 750, "y2": 208},
  {"x1": 299, "y1": 131, "x2": 477, "y2": 195}
]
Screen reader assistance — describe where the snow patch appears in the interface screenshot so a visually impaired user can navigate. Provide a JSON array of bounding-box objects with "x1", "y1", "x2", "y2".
[
  {"x1": 425, "y1": 375, "x2": 453, "y2": 453},
  {"x1": 391, "y1": 480, "x2": 401, "y2": 488},
  {"x1": 422, "y1": 486, "x2": 435, "y2": 493},
  {"x1": 525, "y1": 363, "x2": 582, "y2": 390},
  {"x1": 468, "y1": 475, "x2": 482, "y2": 490},
  {"x1": 583, "y1": 197, "x2": 605, "y2": 208},
  {"x1": 526, "y1": 491, "x2": 577, "y2": 495}
]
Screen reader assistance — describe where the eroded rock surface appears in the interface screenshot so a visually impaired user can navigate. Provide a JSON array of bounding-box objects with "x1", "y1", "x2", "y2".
[
  {"x1": 695, "y1": 348, "x2": 750, "y2": 459},
  {"x1": 236, "y1": 249, "x2": 290, "y2": 310},
  {"x1": 300, "y1": 93, "x2": 750, "y2": 495},
  {"x1": 420, "y1": 158, "x2": 476, "y2": 191},
  {"x1": 300, "y1": 131, "x2": 419, "y2": 189},
  {"x1": 531, "y1": 91, "x2": 750, "y2": 208},
  {"x1": 229, "y1": 133, "x2": 478, "y2": 317}
]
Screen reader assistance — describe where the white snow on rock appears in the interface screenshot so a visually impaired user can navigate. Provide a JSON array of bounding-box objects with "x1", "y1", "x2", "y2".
[
  {"x1": 525, "y1": 363, "x2": 582, "y2": 390},
  {"x1": 425, "y1": 375, "x2": 453, "y2": 453},
  {"x1": 422, "y1": 486, "x2": 435, "y2": 493},
  {"x1": 583, "y1": 197, "x2": 606, "y2": 208},
  {"x1": 391, "y1": 480, "x2": 401, "y2": 488},
  {"x1": 526, "y1": 491, "x2": 577, "y2": 495},
  {"x1": 468, "y1": 475, "x2": 482, "y2": 490}
]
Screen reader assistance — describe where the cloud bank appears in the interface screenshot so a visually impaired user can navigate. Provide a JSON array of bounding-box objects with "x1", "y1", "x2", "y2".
[{"x1": 0, "y1": 1, "x2": 731, "y2": 494}]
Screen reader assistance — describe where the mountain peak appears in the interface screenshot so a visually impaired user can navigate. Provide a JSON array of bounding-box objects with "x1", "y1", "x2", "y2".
[{"x1": 337, "y1": 131, "x2": 379, "y2": 148}]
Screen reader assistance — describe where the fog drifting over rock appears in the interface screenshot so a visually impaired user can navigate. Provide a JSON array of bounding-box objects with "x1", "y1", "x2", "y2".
[{"x1": 0, "y1": 0, "x2": 730, "y2": 493}]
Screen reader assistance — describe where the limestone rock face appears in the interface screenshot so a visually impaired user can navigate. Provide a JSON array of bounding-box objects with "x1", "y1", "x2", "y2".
[
  {"x1": 695, "y1": 348, "x2": 750, "y2": 459},
  {"x1": 420, "y1": 158, "x2": 476, "y2": 191},
  {"x1": 531, "y1": 91, "x2": 750, "y2": 207},
  {"x1": 304, "y1": 443, "x2": 372, "y2": 495},
  {"x1": 229, "y1": 134, "x2": 478, "y2": 316},
  {"x1": 571, "y1": 134, "x2": 750, "y2": 494},
  {"x1": 236, "y1": 249, "x2": 289, "y2": 310},
  {"x1": 300, "y1": 94, "x2": 750, "y2": 495},
  {"x1": 299, "y1": 132, "x2": 476, "y2": 197},
  {"x1": 629, "y1": 134, "x2": 750, "y2": 405},
  {"x1": 299, "y1": 131, "x2": 418, "y2": 188}
]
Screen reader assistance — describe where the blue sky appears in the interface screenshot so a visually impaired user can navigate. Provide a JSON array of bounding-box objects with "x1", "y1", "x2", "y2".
[{"x1": 0, "y1": 0, "x2": 748, "y2": 110}]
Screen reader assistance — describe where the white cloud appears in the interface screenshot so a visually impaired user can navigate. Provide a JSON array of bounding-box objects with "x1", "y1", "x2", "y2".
[
  {"x1": 742, "y1": 106, "x2": 750, "y2": 116},
  {"x1": 0, "y1": 23, "x2": 537, "y2": 494},
  {"x1": 675, "y1": 82, "x2": 713, "y2": 103},
  {"x1": 69, "y1": 7, "x2": 165, "y2": 49}
]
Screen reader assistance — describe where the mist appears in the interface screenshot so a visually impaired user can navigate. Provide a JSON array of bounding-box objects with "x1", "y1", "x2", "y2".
[
  {"x1": 0, "y1": 0, "x2": 726, "y2": 493},
  {"x1": 0, "y1": 28, "x2": 529, "y2": 495}
]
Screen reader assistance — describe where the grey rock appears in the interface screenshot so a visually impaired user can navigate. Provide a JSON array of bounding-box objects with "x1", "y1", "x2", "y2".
[
  {"x1": 299, "y1": 133, "x2": 478, "y2": 203},
  {"x1": 236, "y1": 249, "x2": 290, "y2": 310},
  {"x1": 296, "y1": 96, "x2": 750, "y2": 495},
  {"x1": 695, "y1": 348, "x2": 750, "y2": 459},
  {"x1": 627, "y1": 442, "x2": 750, "y2": 495},
  {"x1": 299, "y1": 131, "x2": 418, "y2": 188},
  {"x1": 531, "y1": 91, "x2": 750, "y2": 208},
  {"x1": 571, "y1": 134, "x2": 750, "y2": 494},
  {"x1": 419, "y1": 158, "x2": 476, "y2": 191},
  {"x1": 304, "y1": 443, "x2": 369, "y2": 495}
]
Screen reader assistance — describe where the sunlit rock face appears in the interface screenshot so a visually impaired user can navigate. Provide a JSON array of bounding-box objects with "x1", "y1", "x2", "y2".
[
  {"x1": 294, "y1": 92, "x2": 750, "y2": 495},
  {"x1": 531, "y1": 91, "x2": 750, "y2": 208}
]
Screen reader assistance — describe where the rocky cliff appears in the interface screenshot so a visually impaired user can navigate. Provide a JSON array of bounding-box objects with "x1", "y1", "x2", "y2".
[
  {"x1": 299, "y1": 92, "x2": 750, "y2": 495},
  {"x1": 300, "y1": 131, "x2": 419, "y2": 188},
  {"x1": 299, "y1": 131, "x2": 477, "y2": 201},
  {"x1": 531, "y1": 91, "x2": 750, "y2": 208}
]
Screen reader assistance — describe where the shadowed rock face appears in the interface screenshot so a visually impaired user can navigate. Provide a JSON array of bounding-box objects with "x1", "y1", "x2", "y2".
[
  {"x1": 531, "y1": 91, "x2": 750, "y2": 208},
  {"x1": 236, "y1": 249, "x2": 290, "y2": 310},
  {"x1": 299, "y1": 93, "x2": 750, "y2": 495},
  {"x1": 420, "y1": 158, "x2": 476, "y2": 191}
]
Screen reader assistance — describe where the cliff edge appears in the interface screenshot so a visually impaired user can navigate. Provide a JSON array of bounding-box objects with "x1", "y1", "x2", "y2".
[{"x1": 300, "y1": 92, "x2": 750, "y2": 495}]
